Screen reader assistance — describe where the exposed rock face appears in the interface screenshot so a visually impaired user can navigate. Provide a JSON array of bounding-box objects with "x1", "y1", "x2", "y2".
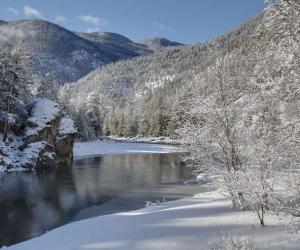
[
  {"x1": 55, "y1": 117, "x2": 77, "y2": 165},
  {"x1": 0, "y1": 98, "x2": 77, "y2": 172}
]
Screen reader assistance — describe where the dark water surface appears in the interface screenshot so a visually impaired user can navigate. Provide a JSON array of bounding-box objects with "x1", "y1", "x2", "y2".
[{"x1": 0, "y1": 153, "x2": 197, "y2": 247}]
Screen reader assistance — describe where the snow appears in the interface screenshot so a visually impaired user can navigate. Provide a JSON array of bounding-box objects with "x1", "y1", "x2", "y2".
[
  {"x1": 0, "y1": 98, "x2": 76, "y2": 173},
  {"x1": 22, "y1": 141, "x2": 48, "y2": 163},
  {"x1": 25, "y1": 99, "x2": 61, "y2": 137},
  {"x1": 73, "y1": 140, "x2": 184, "y2": 157},
  {"x1": 22, "y1": 141, "x2": 46, "y2": 156},
  {"x1": 196, "y1": 173, "x2": 214, "y2": 184},
  {"x1": 135, "y1": 75, "x2": 178, "y2": 100},
  {"x1": 0, "y1": 133, "x2": 48, "y2": 172},
  {"x1": 58, "y1": 117, "x2": 77, "y2": 136},
  {"x1": 105, "y1": 136, "x2": 180, "y2": 145},
  {"x1": 0, "y1": 112, "x2": 18, "y2": 124},
  {"x1": 6, "y1": 191, "x2": 300, "y2": 250},
  {"x1": 144, "y1": 75, "x2": 177, "y2": 90},
  {"x1": 0, "y1": 133, "x2": 24, "y2": 171}
]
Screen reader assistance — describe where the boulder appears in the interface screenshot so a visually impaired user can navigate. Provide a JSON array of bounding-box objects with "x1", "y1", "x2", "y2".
[{"x1": 0, "y1": 98, "x2": 77, "y2": 172}]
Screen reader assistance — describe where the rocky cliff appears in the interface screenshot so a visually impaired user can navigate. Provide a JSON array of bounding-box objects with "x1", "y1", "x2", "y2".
[{"x1": 0, "y1": 98, "x2": 77, "y2": 172}]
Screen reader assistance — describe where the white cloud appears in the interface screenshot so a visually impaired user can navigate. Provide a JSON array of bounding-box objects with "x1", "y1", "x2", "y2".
[
  {"x1": 153, "y1": 21, "x2": 173, "y2": 31},
  {"x1": 6, "y1": 7, "x2": 19, "y2": 16},
  {"x1": 24, "y1": 5, "x2": 42, "y2": 18},
  {"x1": 54, "y1": 15, "x2": 66, "y2": 23},
  {"x1": 87, "y1": 27, "x2": 101, "y2": 33},
  {"x1": 78, "y1": 15, "x2": 108, "y2": 32}
]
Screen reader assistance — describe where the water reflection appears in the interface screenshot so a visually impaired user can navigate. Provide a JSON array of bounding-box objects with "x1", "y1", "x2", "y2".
[{"x1": 0, "y1": 153, "x2": 192, "y2": 247}]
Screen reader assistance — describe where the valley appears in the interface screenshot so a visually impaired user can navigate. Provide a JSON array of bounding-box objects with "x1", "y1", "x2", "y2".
[{"x1": 0, "y1": 0, "x2": 299, "y2": 249}]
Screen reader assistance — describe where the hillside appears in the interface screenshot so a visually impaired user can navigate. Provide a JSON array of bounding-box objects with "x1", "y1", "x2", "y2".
[
  {"x1": 76, "y1": 32, "x2": 150, "y2": 59},
  {"x1": 0, "y1": 20, "x2": 182, "y2": 85},
  {"x1": 60, "y1": 1, "x2": 299, "y2": 142},
  {"x1": 59, "y1": 12, "x2": 262, "y2": 139},
  {"x1": 0, "y1": 19, "x2": 107, "y2": 84}
]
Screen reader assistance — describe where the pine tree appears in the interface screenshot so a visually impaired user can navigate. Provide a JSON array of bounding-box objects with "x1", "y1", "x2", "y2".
[
  {"x1": 0, "y1": 47, "x2": 31, "y2": 141},
  {"x1": 36, "y1": 72, "x2": 59, "y2": 101}
]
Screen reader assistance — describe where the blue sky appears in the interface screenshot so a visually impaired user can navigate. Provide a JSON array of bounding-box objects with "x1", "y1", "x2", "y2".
[{"x1": 0, "y1": 0, "x2": 265, "y2": 44}]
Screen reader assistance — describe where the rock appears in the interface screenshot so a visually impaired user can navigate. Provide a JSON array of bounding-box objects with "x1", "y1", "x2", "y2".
[
  {"x1": 22, "y1": 141, "x2": 57, "y2": 169},
  {"x1": 55, "y1": 134, "x2": 76, "y2": 165},
  {"x1": 0, "y1": 98, "x2": 77, "y2": 172},
  {"x1": 23, "y1": 99, "x2": 77, "y2": 168},
  {"x1": 55, "y1": 117, "x2": 77, "y2": 165}
]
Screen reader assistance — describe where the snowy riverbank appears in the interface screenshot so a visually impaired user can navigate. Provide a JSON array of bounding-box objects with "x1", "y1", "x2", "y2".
[
  {"x1": 104, "y1": 136, "x2": 181, "y2": 145},
  {"x1": 73, "y1": 140, "x2": 185, "y2": 157},
  {"x1": 6, "y1": 191, "x2": 300, "y2": 250},
  {"x1": 4, "y1": 141, "x2": 300, "y2": 249}
]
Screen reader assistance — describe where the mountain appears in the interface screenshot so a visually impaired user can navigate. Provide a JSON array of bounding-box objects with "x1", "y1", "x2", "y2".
[
  {"x1": 0, "y1": 19, "x2": 109, "y2": 84},
  {"x1": 0, "y1": 19, "x2": 182, "y2": 85},
  {"x1": 59, "y1": 13, "x2": 263, "y2": 139},
  {"x1": 59, "y1": 2, "x2": 299, "y2": 141},
  {"x1": 138, "y1": 37, "x2": 183, "y2": 50},
  {"x1": 76, "y1": 32, "x2": 150, "y2": 60}
]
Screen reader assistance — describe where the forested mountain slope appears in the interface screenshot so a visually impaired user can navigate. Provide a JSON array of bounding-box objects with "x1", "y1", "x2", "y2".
[
  {"x1": 59, "y1": 9, "x2": 266, "y2": 139},
  {"x1": 138, "y1": 37, "x2": 183, "y2": 50},
  {"x1": 0, "y1": 19, "x2": 181, "y2": 85},
  {"x1": 76, "y1": 32, "x2": 150, "y2": 59},
  {"x1": 0, "y1": 20, "x2": 107, "y2": 84}
]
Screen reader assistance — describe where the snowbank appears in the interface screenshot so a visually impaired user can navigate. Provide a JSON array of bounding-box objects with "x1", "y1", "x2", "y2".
[
  {"x1": 73, "y1": 140, "x2": 185, "y2": 157},
  {"x1": 6, "y1": 191, "x2": 300, "y2": 250}
]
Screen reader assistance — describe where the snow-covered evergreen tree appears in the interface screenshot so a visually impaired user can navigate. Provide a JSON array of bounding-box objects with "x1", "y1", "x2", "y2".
[
  {"x1": 36, "y1": 72, "x2": 59, "y2": 101},
  {"x1": 0, "y1": 47, "x2": 31, "y2": 141}
]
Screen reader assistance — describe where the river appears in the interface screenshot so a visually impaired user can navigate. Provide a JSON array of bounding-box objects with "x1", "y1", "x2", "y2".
[{"x1": 0, "y1": 142, "x2": 201, "y2": 247}]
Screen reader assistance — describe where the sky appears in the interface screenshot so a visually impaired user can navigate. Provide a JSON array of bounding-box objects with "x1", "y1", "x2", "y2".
[{"x1": 0, "y1": 0, "x2": 265, "y2": 44}]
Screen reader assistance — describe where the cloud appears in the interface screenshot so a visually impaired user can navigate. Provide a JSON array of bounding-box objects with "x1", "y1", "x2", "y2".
[
  {"x1": 153, "y1": 21, "x2": 173, "y2": 31},
  {"x1": 54, "y1": 15, "x2": 66, "y2": 23},
  {"x1": 24, "y1": 5, "x2": 42, "y2": 18},
  {"x1": 78, "y1": 15, "x2": 108, "y2": 32},
  {"x1": 6, "y1": 7, "x2": 19, "y2": 16},
  {"x1": 86, "y1": 27, "x2": 101, "y2": 33}
]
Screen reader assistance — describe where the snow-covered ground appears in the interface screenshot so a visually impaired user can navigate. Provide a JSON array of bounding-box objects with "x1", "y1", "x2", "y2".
[
  {"x1": 6, "y1": 191, "x2": 300, "y2": 250},
  {"x1": 73, "y1": 140, "x2": 185, "y2": 157}
]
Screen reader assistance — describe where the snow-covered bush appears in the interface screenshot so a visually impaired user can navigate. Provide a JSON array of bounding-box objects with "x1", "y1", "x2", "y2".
[{"x1": 210, "y1": 234, "x2": 255, "y2": 250}]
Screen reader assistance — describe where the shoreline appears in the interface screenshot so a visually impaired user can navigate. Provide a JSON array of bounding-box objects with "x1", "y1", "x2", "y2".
[
  {"x1": 7, "y1": 190, "x2": 300, "y2": 250},
  {"x1": 101, "y1": 136, "x2": 182, "y2": 145},
  {"x1": 73, "y1": 140, "x2": 186, "y2": 158},
  {"x1": 5, "y1": 141, "x2": 299, "y2": 250}
]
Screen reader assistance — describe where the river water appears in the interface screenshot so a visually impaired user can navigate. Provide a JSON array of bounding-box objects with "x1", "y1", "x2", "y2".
[{"x1": 0, "y1": 151, "x2": 200, "y2": 247}]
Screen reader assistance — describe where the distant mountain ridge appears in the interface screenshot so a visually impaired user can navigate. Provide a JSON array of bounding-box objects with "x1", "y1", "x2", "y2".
[
  {"x1": 139, "y1": 37, "x2": 183, "y2": 50},
  {"x1": 0, "y1": 19, "x2": 183, "y2": 84},
  {"x1": 76, "y1": 32, "x2": 150, "y2": 60}
]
